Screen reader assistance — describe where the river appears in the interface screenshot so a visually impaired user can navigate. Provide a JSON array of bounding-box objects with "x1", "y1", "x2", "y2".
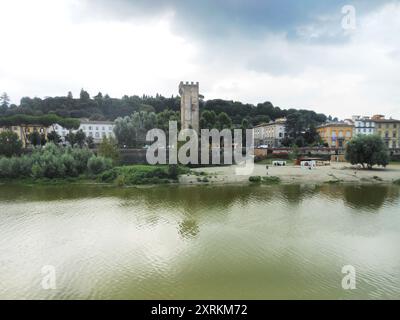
[{"x1": 0, "y1": 183, "x2": 399, "y2": 299}]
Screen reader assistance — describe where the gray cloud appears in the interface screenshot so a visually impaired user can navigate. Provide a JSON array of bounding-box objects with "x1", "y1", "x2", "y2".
[{"x1": 81, "y1": 0, "x2": 384, "y2": 41}]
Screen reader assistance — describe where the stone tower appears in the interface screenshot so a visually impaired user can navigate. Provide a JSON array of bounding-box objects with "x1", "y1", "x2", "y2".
[{"x1": 179, "y1": 81, "x2": 199, "y2": 134}]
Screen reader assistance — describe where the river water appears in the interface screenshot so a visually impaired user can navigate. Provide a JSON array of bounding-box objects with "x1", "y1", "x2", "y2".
[{"x1": 0, "y1": 183, "x2": 399, "y2": 299}]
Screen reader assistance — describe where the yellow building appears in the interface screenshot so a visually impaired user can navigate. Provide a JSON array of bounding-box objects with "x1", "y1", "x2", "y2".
[
  {"x1": 373, "y1": 115, "x2": 400, "y2": 149},
  {"x1": 0, "y1": 124, "x2": 48, "y2": 147},
  {"x1": 317, "y1": 123, "x2": 354, "y2": 148}
]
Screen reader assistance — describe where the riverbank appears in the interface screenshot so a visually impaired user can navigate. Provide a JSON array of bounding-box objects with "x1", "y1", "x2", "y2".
[
  {"x1": 181, "y1": 163, "x2": 400, "y2": 185},
  {"x1": 2, "y1": 163, "x2": 400, "y2": 187}
]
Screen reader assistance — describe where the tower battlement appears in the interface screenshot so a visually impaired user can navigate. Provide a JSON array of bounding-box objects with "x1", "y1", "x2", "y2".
[{"x1": 179, "y1": 81, "x2": 200, "y2": 134}]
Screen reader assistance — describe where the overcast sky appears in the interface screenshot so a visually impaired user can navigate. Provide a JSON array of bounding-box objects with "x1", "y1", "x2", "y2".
[{"x1": 0, "y1": 0, "x2": 399, "y2": 119}]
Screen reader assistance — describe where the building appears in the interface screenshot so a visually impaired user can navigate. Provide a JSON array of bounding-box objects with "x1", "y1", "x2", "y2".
[
  {"x1": 253, "y1": 118, "x2": 287, "y2": 148},
  {"x1": 317, "y1": 122, "x2": 354, "y2": 148},
  {"x1": 0, "y1": 124, "x2": 48, "y2": 147},
  {"x1": 352, "y1": 115, "x2": 376, "y2": 135},
  {"x1": 50, "y1": 120, "x2": 115, "y2": 144},
  {"x1": 179, "y1": 81, "x2": 199, "y2": 134},
  {"x1": 372, "y1": 115, "x2": 400, "y2": 149}
]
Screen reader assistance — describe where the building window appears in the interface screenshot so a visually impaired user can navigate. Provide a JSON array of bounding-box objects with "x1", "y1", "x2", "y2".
[
  {"x1": 89, "y1": 126, "x2": 92, "y2": 130},
  {"x1": 95, "y1": 132, "x2": 100, "y2": 138}
]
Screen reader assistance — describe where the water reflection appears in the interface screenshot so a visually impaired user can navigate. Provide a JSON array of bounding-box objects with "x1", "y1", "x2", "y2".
[
  {"x1": 1, "y1": 182, "x2": 400, "y2": 299},
  {"x1": 0, "y1": 183, "x2": 399, "y2": 212}
]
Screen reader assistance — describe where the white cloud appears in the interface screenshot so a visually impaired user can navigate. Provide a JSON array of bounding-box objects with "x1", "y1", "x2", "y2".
[{"x1": 0, "y1": 0, "x2": 399, "y2": 120}]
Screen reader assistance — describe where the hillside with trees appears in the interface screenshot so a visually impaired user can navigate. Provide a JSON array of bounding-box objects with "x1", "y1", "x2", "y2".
[{"x1": 1, "y1": 89, "x2": 329, "y2": 147}]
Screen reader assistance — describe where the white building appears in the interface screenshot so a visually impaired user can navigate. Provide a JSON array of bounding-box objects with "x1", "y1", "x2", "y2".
[
  {"x1": 352, "y1": 115, "x2": 376, "y2": 135},
  {"x1": 253, "y1": 118, "x2": 287, "y2": 148},
  {"x1": 50, "y1": 120, "x2": 115, "y2": 144}
]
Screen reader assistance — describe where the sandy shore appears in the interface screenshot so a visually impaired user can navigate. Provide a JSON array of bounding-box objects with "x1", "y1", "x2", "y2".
[{"x1": 179, "y1": 163, "x2": 400, "y2": 185}]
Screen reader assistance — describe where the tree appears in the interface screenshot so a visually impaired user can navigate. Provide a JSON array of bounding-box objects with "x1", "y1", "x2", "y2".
[
  {"x1": 80, "y1": 89, "x2": 90, "y2": 101},
  {"x1": 86, "y1": 136, "x2": 95, "y2": 149},
  {"x1": 0, "y1": 92, "x2": 10, "y2": 114},
  {"x1": 75, "y1": 130, "x2": 86, "y2": 148},
  {"x1": 114, "y1": 111, "x2": 157, "y2": 147},
  {"x1": 0, "y1": 131, "x2": 22, "y2": 157},
  {"x1": 199, "y1": 110, "x2": 217, "y2": 129},
  {"x1": 0, "y1": 92, "x2": 10, "y2": 108},
  {"x1": 65, "y1": 132, "x2": 76, "y2": 147},
  {"x1": 217, "y1": 112, "x2": 232, "y2": 130},
  {"x1": 47, "y1": 131, "x2": 61, "y2": 144},
  {"x1": 345, "y1": 135, "x2": 389, "y2": 169},
  {"x1": 97, "y1": 137, "x2": 120, "y2": 164}
]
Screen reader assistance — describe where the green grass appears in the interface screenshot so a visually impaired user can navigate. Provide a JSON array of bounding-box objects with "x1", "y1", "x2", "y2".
[{"x1": 98, "y1": 164, "x2": 190, "y2": 186}]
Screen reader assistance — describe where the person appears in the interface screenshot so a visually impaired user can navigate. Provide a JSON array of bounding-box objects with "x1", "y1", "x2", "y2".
[{"x1": 266, "y1": 165, "x2": 269, "y2": 175}]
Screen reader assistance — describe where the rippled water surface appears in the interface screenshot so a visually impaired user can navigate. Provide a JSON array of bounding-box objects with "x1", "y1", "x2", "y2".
[{"x1": 0, "y1": 183, "x2": 400, "y2": 299}]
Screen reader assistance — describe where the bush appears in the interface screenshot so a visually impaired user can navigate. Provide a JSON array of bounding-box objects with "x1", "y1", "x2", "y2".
[
  {"x1": 345, "y1": 135, "x2": 389, "y2": 169},
  {"x1": 32, "y1": 152, "x2": 66, "y2": 179},
  {"x1": 87, "y1": 156, "x2": 112, "y2": 175},
  {"x1": 99, "y1": 165, "x2": 188, "y2": 185},
  {"x1": 98, "y1": 137, "x2": 120, "y2": 164},
  {"x1": 61, "y1": 153, "x2": 78, "y2": 177},
  {"x1": 262, "y1": 176, "x2": 281, "y2": 184},
  {"x1": 394, "y1": 179, "x2": 400, "y2": 186},
  {"x1": 0, "y1": 158, "x2": 12, "y2": 178},
  {"x1": 0, "y1": 143, "x2": 98, "y2": 180},
  {"x1": 0, "y1": 131, "x2": 22, "y2": 157},
  {"x1": 70, "y1": 147, "x2": 93, "y2": 174},
  {"x1": 249, "y1": 176, "x2": 262, "y2": 183}
]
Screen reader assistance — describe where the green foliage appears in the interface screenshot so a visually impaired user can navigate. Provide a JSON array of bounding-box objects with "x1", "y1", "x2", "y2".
[
  {"x1": 0, "y1": 131, "x2": 22, "y2": 157},
  {"x1": 249, "y1": 176, "x2": 262, "y2": 183},
  {"x1": 99, "y1": 165, "x2": 188, "y2": 185},
  {"x1": 75, "y1": 130, "x2": 86, "y2": 147},
  {"x1": 2, "y1": 91, "x2": 328, "y2": 136},
  {"x1": 282, "y1": 111, "x2": 326, "y2": 147},
  {"x1": 0, "y1": 156, "x2": 32, "y2": 178},
  {"x1": 47, "y1": 131, "x2": 61, "y2": 144},
  {"x1": 97, "y1": 137, "x2": 120, "y2": 164},
  {"x1": 0, "y1": 114, "x2": 79, "y2": 129},
  {"x1": 69, "y1": 147, "x2": 93, "y2": 173},
  {"x1": 249, "y1": 175, "x2": 280, "y2": 184},
  {"x1": 199, "y1": 110, "x2": 232, "y2": 130},
  {"x1": 114, "y1": 111, "x2": 157, "y2": 147},
  {"x1": 345, "y1": 135, "x2": 389, "y2": 169},
  {"x1": 393, "y1": 179, "x2": 400, "y2": 186},
  {"x1": 87, "y1": 156, "x2": 112, "y2": 175},
  {"x1": 0, "y1": 92, "x2": 10, "y2": 109},
  {"x1": 0, "y1": 143, "x2": 107, "y2": 180},
  {"x1": 261, "y1": 176, "x2": 281, "y2": 184}
]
